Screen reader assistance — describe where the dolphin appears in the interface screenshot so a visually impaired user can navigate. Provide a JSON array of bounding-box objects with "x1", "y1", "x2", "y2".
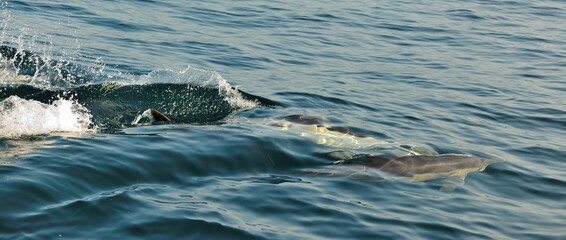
[
  {"x1": 259, "y1": 114, "x2": 504, "y2": 190},
  {"x1": 308, "y1": 153, "x2": 502, "y2": 191},
  {"x1": 267, "y1": 114, "x2": 438, "y2": 157}
]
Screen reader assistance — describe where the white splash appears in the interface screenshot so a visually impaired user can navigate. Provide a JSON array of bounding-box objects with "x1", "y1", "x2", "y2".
[
  {"x1": 0, "y1": 96, "x2": 93, "y2": 138},
  {"x1": 0, "y1": 67, "x2": 35, "y2": 84}
]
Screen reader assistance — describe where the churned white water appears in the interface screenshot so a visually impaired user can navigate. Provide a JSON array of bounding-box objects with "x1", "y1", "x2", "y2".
[{"x1": 0, "y1": 95, "x2": 93, "y2": 138}]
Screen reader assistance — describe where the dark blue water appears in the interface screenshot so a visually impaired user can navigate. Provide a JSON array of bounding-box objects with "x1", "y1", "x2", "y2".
[{"x1": 1, "y1": 0, "x2": 565, "y2": 239}]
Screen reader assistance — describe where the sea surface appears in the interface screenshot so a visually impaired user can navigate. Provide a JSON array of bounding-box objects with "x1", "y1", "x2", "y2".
[{"x1": 1, "y1": 0, "x2": 565, "y2": 239}]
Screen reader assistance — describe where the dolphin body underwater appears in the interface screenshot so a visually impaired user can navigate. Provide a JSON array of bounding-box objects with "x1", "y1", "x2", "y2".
[
  {"x1": 1, "y1": 45, "x2": 501, "y2": 190},
  {"x1": 262, "y1": 114, "x2": 502, "y2": 190},
  {"x1": 307, "y1": 153, "x2": 500, "y2": 191}
]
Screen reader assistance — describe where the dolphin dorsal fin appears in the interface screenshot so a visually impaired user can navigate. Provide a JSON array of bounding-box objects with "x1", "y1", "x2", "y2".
[
  {"x1": 149, "y1": 109, "x2": 171, "y2": 122},
  {"x1": 132, "y1": 109, "x2": 171, "y2": 125}
]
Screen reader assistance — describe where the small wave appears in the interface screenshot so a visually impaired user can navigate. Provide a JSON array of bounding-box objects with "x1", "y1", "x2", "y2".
[
  {"x1": 0, "y1": 96, "x2": 93, "y2": 138},
  {"x1": 0, "y1": 44, "x2": 264, "y2": 132},
  {"x1": 0, "y1": 45, "x2": 266, "y2": 130},
  {"x1": 136, "y1": 66, "x2": 258, "y2": 110},
  {"x1": 1, "y1": 81, "x2": 264, "y2": 131}
]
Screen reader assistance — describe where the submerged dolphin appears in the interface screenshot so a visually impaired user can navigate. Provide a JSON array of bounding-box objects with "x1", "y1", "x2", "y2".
[
  {"x1": 270, "y1": 115, "x2": 502, "y2": 190},
  {"x1": 308, "y1": 153, "x2": 501, "y2": 191},
  {"x1": 268, "y1": 114, "x2": 438, "y2": 157}
]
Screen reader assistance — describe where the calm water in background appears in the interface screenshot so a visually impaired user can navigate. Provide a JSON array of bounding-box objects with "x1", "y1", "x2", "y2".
[{"x1": 1, "y1": 0, "x2": 565, "y2": 239}]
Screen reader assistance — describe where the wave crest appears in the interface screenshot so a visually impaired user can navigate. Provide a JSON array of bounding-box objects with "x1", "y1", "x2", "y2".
[{"x1": 136, "y1": 66, "x2": 258, "y2": 110}]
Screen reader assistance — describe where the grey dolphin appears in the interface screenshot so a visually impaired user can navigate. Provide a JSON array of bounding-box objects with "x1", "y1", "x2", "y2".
[
  {"x1": 310, "y1": 153, "x2": 502, "y2": 190},
  {"x1": 266, "y1": 115, "x2": 435, "y2": 156},
  {"x1": 363, "y1": 154, "x2": 499, "y2": 181}
]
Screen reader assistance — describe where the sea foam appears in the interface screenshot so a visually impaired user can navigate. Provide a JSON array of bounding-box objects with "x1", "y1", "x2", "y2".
[{"x1": 0, "y1": 96, "x2": 93, "y2": 138}]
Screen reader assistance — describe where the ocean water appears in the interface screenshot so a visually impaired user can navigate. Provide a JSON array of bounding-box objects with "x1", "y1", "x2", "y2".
[{"x1": 1, "y1": 0, "x2": 565, "y2": 239}]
